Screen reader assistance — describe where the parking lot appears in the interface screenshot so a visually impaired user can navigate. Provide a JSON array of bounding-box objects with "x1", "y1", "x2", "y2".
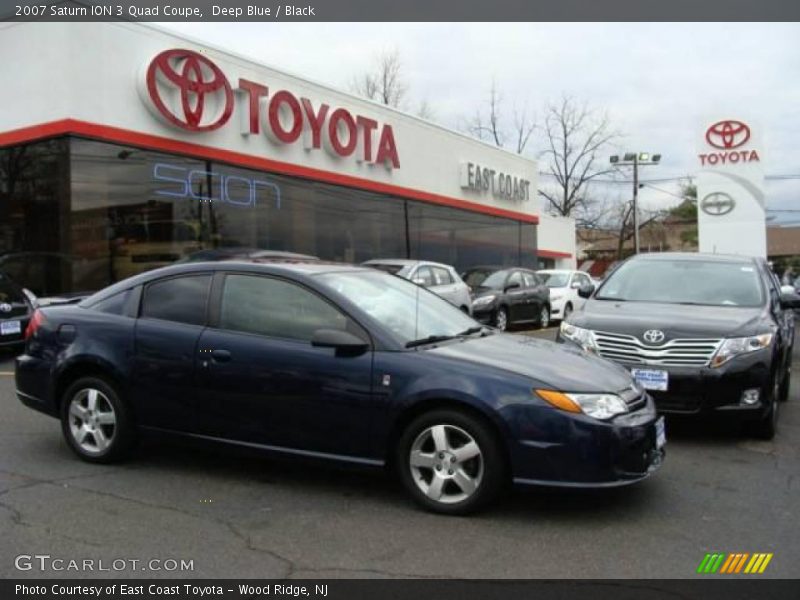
[{"x1": 1, "y1": 325, "x2": 799, "y2": 579}]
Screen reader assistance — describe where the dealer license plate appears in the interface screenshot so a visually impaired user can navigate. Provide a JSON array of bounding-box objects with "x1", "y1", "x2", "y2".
[
  {"x1": 631, "y1": 368, "x2": 668, "y2": 391},
  {"x1": 0, "y1": 320, "x2": 21, "y2": 336},
  {"x1": 655, "y1": 416, "x2": 666, "y2": 449}
]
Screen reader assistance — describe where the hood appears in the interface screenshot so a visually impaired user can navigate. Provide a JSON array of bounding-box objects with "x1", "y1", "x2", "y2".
[
  {"x1": 472, "y1": 286, "x2": 500, "y2": 298},
  {"x1": 572, "y1": 299, "x2": 768, "y2": 339},
  {"x1": 428, "y1": 333, "x2": 634, "y2": 393}
]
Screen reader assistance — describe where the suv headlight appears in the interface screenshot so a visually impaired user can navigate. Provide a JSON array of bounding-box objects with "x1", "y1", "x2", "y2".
[
  {"x1": 711, "y1": 333, "x2": 773, "y2": 368},
  {"x1": 536, "y1": 390, "x2": 628, "y2": 420},
  {"x1": 560, "y1": 322, "x2": 598, "y2": 353},
  {"x1": 472, "y1": 294, "x2": 496, "y2": 307}
]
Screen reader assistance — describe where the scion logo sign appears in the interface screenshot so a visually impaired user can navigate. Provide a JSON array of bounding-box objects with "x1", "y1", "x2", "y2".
[
  {"x1": 706, "y1": 120, "x2": 751, "y2": 149},
  {"x1": 141, "y1": 48, "x2": 400, "y2": 170},
  {"x1": 701, "y1": 192, "x2": 736, "y2": 216},
  {"x1": 145, "y1": 49, "x2": 234, "y2": 132},
  {"x1": 698, "y1": 119, "x2": 759, "y2": 167}
]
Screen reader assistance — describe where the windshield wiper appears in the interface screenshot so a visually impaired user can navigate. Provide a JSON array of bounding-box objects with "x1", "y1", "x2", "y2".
[
  {"x1": 457, "y1": 326, "x2": 491, "y2": 337},
  {"x1": 405, "y1": 334, "x2": 459, "y2": 348}
]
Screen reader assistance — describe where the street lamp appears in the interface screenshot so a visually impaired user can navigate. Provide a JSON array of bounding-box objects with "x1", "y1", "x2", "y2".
[{"x1": 609, "y1": 152, "x2": 662, "y2": 254}]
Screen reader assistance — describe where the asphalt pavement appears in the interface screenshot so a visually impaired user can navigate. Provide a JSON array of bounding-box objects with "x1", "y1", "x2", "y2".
[{"x1": 1, "y1": 326, "x2": 799, "y2": 579}]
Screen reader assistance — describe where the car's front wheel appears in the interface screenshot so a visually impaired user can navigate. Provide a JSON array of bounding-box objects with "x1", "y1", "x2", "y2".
[
  {"x1": 494, "y1": 307, "x2": 509, "y2": 331},
  {"x1": 396, "y1": 409, "x2": 506, "y2": 515},
  {"x1": 538, "y1": 305, "x2": 551, "y2": 329},
  {"x1": 60, "y1": 376, "x2": 136, "y2": 463},
  {"x1": 749, "y1": 376, "x2": 780, "y2": 440}
]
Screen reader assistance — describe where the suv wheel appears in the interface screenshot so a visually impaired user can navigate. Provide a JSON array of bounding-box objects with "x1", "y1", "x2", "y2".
[
  {"x1": 779, "y1": 368, "x2": 790, "y2": 402},
  {"x1": 60, "y1": 376, "x2": 136, "y2": 463},
  {"x1": 396, "y1": 409, "x2": 506, "y2": 515},
  {"x1": 750, "y1": 377, "x2": 780, "y2": 440}
]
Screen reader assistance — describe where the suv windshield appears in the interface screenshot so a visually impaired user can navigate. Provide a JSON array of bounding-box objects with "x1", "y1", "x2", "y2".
[
  {"x1": 539, "y1": 272, "x2": 569, "y2": 288},
  {"x1": 317, "y1": 270, "x2": 478, "y2": 346},
  {"x1": 596, "y1": 259, "x2": 764, "y2": 307}
]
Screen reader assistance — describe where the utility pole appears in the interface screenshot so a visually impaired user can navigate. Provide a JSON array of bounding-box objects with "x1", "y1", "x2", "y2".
[{"x1": 610, "y1": 152, "x2": 661, "y2": 255}]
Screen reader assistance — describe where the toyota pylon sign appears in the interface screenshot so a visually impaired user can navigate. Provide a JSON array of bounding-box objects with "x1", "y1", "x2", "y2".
[{"x1": 696, "y1": 117, "x2": 766, "y2": 258}]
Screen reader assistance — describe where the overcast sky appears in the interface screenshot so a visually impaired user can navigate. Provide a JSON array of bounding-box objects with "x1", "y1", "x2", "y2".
[{"x1": 157, "y1": 22, "x2": 800, "y2": 224}]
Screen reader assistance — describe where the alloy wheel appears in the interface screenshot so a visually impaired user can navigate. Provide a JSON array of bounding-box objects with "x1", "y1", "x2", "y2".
[
  {"x1": 67, "y1": 388, "x2": 117, "y2": 455},
  {"x1": 540, "y1": 306, "x2": 550, "y2": 328},
  {"x1": 495, "y1": 308, "x2": 508, "y2": 331},
  {"x1": 408, "y1": 424, "x2": 484, "y2": 504}
]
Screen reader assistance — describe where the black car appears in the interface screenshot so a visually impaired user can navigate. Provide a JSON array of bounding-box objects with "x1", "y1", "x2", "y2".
[
  {"x1": 463, "y1": 266, "x2": 551, "y2": 331},
  {"x1": 559, "y1": 252, "x2": 800, "y2": 439},
  {"x1": 16, "y1": 260, "x2": 664, "y2": 514},
  {"x1": 0, "y1": 272, "x2": 36, "y2": 350}
]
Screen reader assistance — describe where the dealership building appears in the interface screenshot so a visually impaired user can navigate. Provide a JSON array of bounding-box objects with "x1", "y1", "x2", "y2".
[{"x1": 0, "y1": 21, "x2": 575, "y2": 296}]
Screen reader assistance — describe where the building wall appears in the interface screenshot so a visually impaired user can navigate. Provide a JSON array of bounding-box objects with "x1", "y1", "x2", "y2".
[{"x1": 536, "y1": 214, "x2": 576, "y2": 268}]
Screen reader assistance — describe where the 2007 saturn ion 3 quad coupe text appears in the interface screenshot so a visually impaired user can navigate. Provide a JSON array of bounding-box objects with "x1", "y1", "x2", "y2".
[{"x1": 15, "y1": 261, "x2": 665, "y2": 514}]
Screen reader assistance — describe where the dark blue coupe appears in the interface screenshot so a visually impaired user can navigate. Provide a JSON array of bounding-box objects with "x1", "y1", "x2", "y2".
[{"x1": 16, "y1": 260, "x2": 664, "y2": 514}]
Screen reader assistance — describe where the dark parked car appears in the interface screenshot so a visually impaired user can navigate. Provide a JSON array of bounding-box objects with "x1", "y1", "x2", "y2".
[
  {"x1": 463, "y1": 266, "x2": 551, "y2": 331},
  {"x1": 0, "y1": 272, "x2": 37, "y2": 350},
  {"x1": 559, "y1": 252, "x2": 799, "y2": 439},
  {"x1": 16, "y1": 261, "x2": 664, "y2": 514}
]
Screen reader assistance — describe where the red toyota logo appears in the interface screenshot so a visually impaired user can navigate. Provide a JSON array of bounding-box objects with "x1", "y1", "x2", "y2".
[
  {"x1": 145, "y1": 49, "x2": 233, "y2": 132},
  {"x1": 705, "y1": 120, "x2": 751, "y2": 150}
]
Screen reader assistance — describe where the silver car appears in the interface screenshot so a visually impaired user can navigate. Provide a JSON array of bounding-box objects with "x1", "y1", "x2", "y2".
[{"x1": 362, "y1": 259, "x2": 472, "y2": 314}]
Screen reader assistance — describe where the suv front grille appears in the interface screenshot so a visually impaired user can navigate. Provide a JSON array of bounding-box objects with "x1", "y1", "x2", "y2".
[{"x1": 594, "y1": 331, "x2": 722, "y2": 367}]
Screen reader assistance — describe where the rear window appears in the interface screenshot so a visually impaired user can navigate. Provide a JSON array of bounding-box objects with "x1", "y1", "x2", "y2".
[
  {"x1": 140, "y1": 275, "x2": 211, "y2": 325},
  {"x1": 597, "y1": 259, "x2": 764, "y2": 307}
]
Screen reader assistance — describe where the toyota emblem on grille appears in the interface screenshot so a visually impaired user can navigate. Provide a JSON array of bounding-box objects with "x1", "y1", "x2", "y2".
[
  {"x1": 0, "y1": 303, "x2": 11, "y2": 313},
  {"x1": 643, "y1": 329, "x2": 665, "y2": 344}
]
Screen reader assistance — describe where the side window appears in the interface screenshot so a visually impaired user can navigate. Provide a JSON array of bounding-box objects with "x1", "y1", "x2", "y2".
[
  {"x1": 219, "y1": 274, "x2": 349, "y2": 342},
  {"x1": 575, "y1": 274, "x2": 590, "y2": 288},
  {"x1": 140, "y1": 275, "x2": 211, "y2": 326},
  {"x1": 766, "y1": 270, "x2": 782, "y2": 309},
  {"x1": 431, "y1": 267, "x2": 453, "y2": 285},
  {"x1": 414, "y1": 266, "x2": 435, "y2": 287},
  {"x1": 91, "y1": 289, "x2": 130, "y2": 316},
  {"x1": 507, "y1": 271, "x2": 523, "y2": 288},
  {"x1": 521, "y1": 272, "x2": 537, "y2": 288}
]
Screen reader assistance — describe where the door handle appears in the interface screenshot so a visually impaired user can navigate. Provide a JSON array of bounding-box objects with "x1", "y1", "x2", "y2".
[{"x1": 211, "y1": 349, "x2": 232, "y2": 362}]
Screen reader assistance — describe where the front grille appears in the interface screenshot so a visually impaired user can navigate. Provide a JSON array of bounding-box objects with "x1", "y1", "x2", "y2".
[
  {"x1": 593, "y1": 330, "x2": 722, "y2": 367},
  {"x1": 650, "y1": 391, "x2": 703, "y2": 413}
]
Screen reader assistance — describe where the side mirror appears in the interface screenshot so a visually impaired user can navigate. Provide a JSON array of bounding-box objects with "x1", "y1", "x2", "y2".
[
  {"x1": 577, "y1": 283, "x2": 595, "y2": 299},
  {"x1": 411, "y1": 277, "x2": 427, "y2": 286},
  {"x1": 779, "y1": 291, "x2": 800, "y2": 310},
  {"x1": 505, "y1": 282, "x2": 521, "y2": 292},
  {"x1": 311, "y1": 329, "x2": 369, "y2": 355}
]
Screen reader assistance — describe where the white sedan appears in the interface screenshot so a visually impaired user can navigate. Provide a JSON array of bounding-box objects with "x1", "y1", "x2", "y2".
[{"x1": 536, "y1": 269, "x2": 595, "y2": 321}]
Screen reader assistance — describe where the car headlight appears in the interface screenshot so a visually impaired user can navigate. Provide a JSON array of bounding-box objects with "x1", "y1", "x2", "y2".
[
  {"x1": 710, "y1": 333, "x2": 773, "y2": 368},
  {"x1": 536, "y1": 389, "x2": 629, "y2": 420},
  {"x1": 472, "y1": 294, "x2": 496, "y2": 307},
  {"x1": 559, "y1": 321, "x2": 598, "y2": 353}
]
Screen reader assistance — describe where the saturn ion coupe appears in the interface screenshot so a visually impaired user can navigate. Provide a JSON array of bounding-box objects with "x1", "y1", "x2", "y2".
[{"x1": 16, "y1": 260, "x2": 664, "y2": 514}]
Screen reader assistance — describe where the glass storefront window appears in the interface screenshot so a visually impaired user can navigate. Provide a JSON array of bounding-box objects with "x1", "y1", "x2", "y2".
[{"x1": 0, "y1": 136, "x2": 539, "y2": 295}]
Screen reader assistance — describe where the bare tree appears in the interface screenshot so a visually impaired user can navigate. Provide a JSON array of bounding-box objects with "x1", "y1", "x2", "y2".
[
  {"x1": 538, "y1": 97, "x2": 619, "y2": 220},
  {"x1": 467, "y1": 80, "x2": 535, "y2": 154},
  {"x1": 350, "y1": 49, "x2": 407, "y2": 107}
]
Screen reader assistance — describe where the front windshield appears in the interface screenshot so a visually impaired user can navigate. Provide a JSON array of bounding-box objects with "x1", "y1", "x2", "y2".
[
  {"x1": 317, "y1": 270, "x2": 478, "y2": 345},
  {"x1": 538, "y1": 272, "x2": 570, "y2": 288},
  {"x1": 596, "y1": 259, "x2": 764, "y2": 307}
]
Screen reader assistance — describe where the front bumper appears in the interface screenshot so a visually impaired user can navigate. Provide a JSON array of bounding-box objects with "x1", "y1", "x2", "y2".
[
  {"x1": 557, "y1": 338, "x2": 774, "y2": 420},
  {"x1": 508, "y1": 395, "x2": 665, "y2": 488},
  {"x1": 472, "y1": 306, "x2": 496, "y2": 325}
]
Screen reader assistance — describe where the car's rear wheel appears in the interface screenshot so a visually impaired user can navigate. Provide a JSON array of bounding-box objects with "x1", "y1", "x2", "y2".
[
  {"x1": 538, "y1": 305, "x2": 551, "y2": 329},
  {"x1": 396, "y1": 409, "x2": 506, "y2": 515},
  {"x1": 749, "y1": 377, "x2": 780, "y2": 440},
  {"x1": 494, "y1": 307, "x2": 509, "y2": 331},
  {"x1": 60, "y1": 376, "x2": 136, "y2": 463}
]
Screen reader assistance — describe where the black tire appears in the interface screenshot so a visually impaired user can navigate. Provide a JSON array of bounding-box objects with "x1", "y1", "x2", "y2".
[
  {"x1": 779, "y1": 368, "x2": 790, "y2": 403},
  {"x1": 563, "y1": 303, "x2": 573, "y2": 320},
  {"x1": 537, "y1": 305, "x2": 551, "y2": 329},
  {"x1": 494, "y1": 307, "x2": 509, "y2": 331},
  {"x1": 395, "y1": 408, "x2": 507, "y2": 515},
  {"x1": 459, "y1": 306, "x2": 470, "y2": 314},
  {"x1": 60, "y1": 376, "x2": 137, "y2": 463},
  {"x1": 749, "y1": 377, "x2": 779, "y2": 440}
]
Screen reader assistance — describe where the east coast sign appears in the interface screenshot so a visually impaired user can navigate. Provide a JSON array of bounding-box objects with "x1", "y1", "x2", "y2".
[{"x1": 139, "y1": 48, "x2": 401, "y2": 170}]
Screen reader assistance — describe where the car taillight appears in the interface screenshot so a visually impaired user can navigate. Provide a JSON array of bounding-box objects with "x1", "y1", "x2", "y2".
[{"x1": 24, "y1": 309, "x2": 45, "y2": 340}]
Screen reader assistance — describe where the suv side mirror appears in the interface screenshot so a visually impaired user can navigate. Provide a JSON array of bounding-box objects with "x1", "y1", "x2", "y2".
[
  {"x1": 311, "y1": 329, "x2": 369, "y2": 355},
  {"x1": 577, "y1": 283, "x2": 595, "y2": 299},
  {"x1": 779, "y1": 291, "x2": 800, "y2": 310}
]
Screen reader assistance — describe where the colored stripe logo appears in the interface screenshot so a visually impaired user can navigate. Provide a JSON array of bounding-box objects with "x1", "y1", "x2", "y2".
[{"x1": 697, "y1": 553, "x2": 773, "y2": 574}]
